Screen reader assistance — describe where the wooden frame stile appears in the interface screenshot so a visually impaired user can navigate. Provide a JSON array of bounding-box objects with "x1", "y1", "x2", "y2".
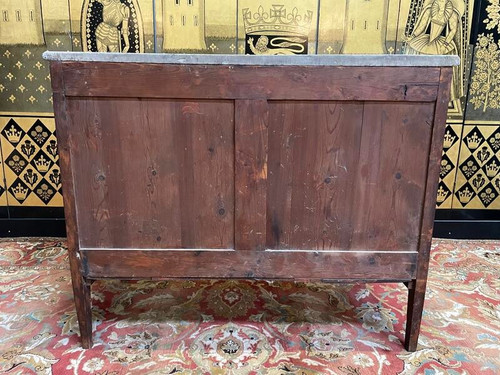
[
  {"x1": 405, "y1": 67, "x2": 453, "y2": 351},
  {"x1": 50, "y1": 61, "x2": 93, "y2": 348}
]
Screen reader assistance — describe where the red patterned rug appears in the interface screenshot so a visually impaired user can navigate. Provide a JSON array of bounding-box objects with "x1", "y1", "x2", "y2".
[{"x1": 0, "y1": 238, "x2": 499, "y2": 374}]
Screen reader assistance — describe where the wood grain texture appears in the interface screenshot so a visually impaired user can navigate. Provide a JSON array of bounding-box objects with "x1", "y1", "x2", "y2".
[
  {"x1": 61, "y1": 63, "x2": 440, "y2": 102},
  {"x1": 48, "y1": 59, "x2": 455, "y2": 351},
  {"x1": 66, "y1": 98, "x2": 235, "y2": 249},
  {"x1": 266, "y1": 101, "x2": 363, "y2": 250},
  {"x1": 235, "y1": 100, "x2": 268, "y2": 250},
  {"x1": 50, "y1": 62, "x2": 93, "y2": 348},
  {"x1": 404, "y1": 67, "x2": 453, "y2": 352},
  {"x1": 83, "y1": 249, "x2": 418, "y2": 281},
  {"x1": 266, "y1": 101, "x2": 434, "y2": 251}
]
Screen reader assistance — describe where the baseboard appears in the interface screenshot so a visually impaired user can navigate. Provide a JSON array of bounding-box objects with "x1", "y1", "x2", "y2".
[
  {"x1": 0, "y1": 211, "x2": 498, "y2": 240},
  {"x1": 434, "y1": 209, "x2": 500, "y2": 239},
  {"x1": 0, "y1": 219, "x2": 66, "y2": 237}
]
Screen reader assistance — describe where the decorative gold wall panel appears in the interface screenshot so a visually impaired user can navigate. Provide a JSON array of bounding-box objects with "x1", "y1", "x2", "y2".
[
  {"x1": 318, "y1": 0, "x2": 403, "y2": 55},
  {"x1": 238, "y1": 1, "x2": 319, "y2": 55},
  {"x1": 437, "y1": 124, "x2": 463, "y2": 208},
  {"x1": 457, "y1": 0, "x2": 500, "y2": 210},
  {"x1": 404, "y1": 0, "x2": 475, "y2": 120},
  {"x1": 0, "y1": 48, "x2": 53, "y2": 114},
  {"x1": 467, "y1": 34, "x2": 500, "y2": 119},
  {"x1": 453, "y1": 124, "x2": 500, "y2": 209},
  {"x1": 0, "y1": 117, "x2": 62, "y2": 207},
  {"x1": 42, "y1": 0, "x2": 72, "y2": 51},
  {"x1": 0, "y1": 1, "x2": 45, "y2": 46},
  {"x1": 0, "y1": 156, "x2": 7, "y2": 208},
  {"x1": 156, "y1": 0, "x2": 237, "y2": 53},
  {"x1": 71, "y1": 0, "x2": 154, "y2": 52},
  {"x1": 0, "y1": 0, "x2": 499, "y2": 214}
]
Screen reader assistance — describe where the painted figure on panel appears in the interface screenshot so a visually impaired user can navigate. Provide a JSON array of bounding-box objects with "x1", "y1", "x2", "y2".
[
  {"x1": 81, "y1": 0, "x2": 144, "y2": 53},
  {"x1": 243, "y1": 5, "x2": 312, "y2": 55},
  {"x1": 95, "y1": 0, "x2": 130, "y2": 52},
  {"x1": 406, "y1": 0, "x2": 465, "y2": 100}
]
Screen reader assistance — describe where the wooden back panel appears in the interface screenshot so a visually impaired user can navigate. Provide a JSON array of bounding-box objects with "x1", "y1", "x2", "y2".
[
  {"x1": 49, "y1": 59, "x2": 452, "y2": 280},
  {"x1": 66, "y1": 98, "x2": 234, "y2": 249},
  {"x1": 266, "y1": 101, "x2": 434, "y2": 251}
]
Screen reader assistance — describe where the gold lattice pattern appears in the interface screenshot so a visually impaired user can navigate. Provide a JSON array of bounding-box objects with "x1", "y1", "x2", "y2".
[
  {"x1": 436, "y1": 124, "x2": 462, "y2": 209},
  {"x1": 0, "y1": 117, "x2": 63, "y2": 207},
  {"x1": 453, "y1": 125, "x2": 500, "y2": 209}
]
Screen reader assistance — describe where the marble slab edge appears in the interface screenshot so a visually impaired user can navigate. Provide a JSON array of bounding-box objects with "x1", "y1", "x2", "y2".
[{"x1": 43, "y1": 51, "x2": 460, "y2": 67}]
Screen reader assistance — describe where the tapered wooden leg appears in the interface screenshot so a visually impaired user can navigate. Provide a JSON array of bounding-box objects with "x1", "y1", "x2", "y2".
[
  {"x1": 404, "y1": 279, "x2": 426, "y2": 352},
  {"x1": 68, "y1": 251, "x2": 93, "y2": 349},
  {"x1": 71, "y1": 274, "x2": 93, "y2": 348}
]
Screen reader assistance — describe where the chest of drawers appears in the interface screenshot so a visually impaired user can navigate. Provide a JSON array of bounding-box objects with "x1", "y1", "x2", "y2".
[{"x1": 45, "y1": 52, "x2": 457, "y2": 350}]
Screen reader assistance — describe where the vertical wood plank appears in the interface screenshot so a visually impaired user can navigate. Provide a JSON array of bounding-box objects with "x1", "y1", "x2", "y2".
[
  {"x1": 405, "y1": 67, "x2": 453, "y2": 352},
  {"x1": 286, "y1": 102, "x2": 365, "y2": 250},
  {"x1": 266, "y1": 101, "x2": 366, "y2": 249},
  {"x1": 174, "y1": 104, "x2": 196, "y2": 248},
  {"x1": 266, "y1": 101, "x2": 295, "y2": 249},
  {"x1": 235, "y1": 100, "x2": 269, "y2": 250},
  {"x1": 350, "y1": 102, "x2": 434, "y2": 251},
  {"x1": 189, "y1": 101, "x2": 235, "y2": 248}
]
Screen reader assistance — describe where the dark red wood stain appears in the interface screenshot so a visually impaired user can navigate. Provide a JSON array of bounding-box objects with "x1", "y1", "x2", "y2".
[{"x1": 49, "y1": 60, "x2": 453, "y2": 351}]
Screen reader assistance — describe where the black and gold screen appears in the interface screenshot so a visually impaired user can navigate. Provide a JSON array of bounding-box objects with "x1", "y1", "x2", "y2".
[{"x1": 0, "y1": 0, "x2": 499, "y2": 213}]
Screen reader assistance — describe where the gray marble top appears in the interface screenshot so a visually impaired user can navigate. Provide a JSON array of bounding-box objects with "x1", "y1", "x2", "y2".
[{"x1": 43, "y1": 52, "x2": 460, "y2": 67}]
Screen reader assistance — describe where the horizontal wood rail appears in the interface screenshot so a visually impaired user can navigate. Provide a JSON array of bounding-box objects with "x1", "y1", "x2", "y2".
[
  {"x1": 82, "y1": 248, "x2": 417, "y2": 280},
  {"x1": 59, "y1": 63, "x2": 440, "y2": 102}
]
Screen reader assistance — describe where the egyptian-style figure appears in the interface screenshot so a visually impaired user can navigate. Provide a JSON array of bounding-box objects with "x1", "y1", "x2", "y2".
[
  {"x1": 406, "y1": 0, "x2": 465, "y2": 100},
  {"x1": 95, "y1": 0, "x2": 130, "y2": 53},
  {"x1": 248, "y1": 36, "x2": 305, "y2": 55}
]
